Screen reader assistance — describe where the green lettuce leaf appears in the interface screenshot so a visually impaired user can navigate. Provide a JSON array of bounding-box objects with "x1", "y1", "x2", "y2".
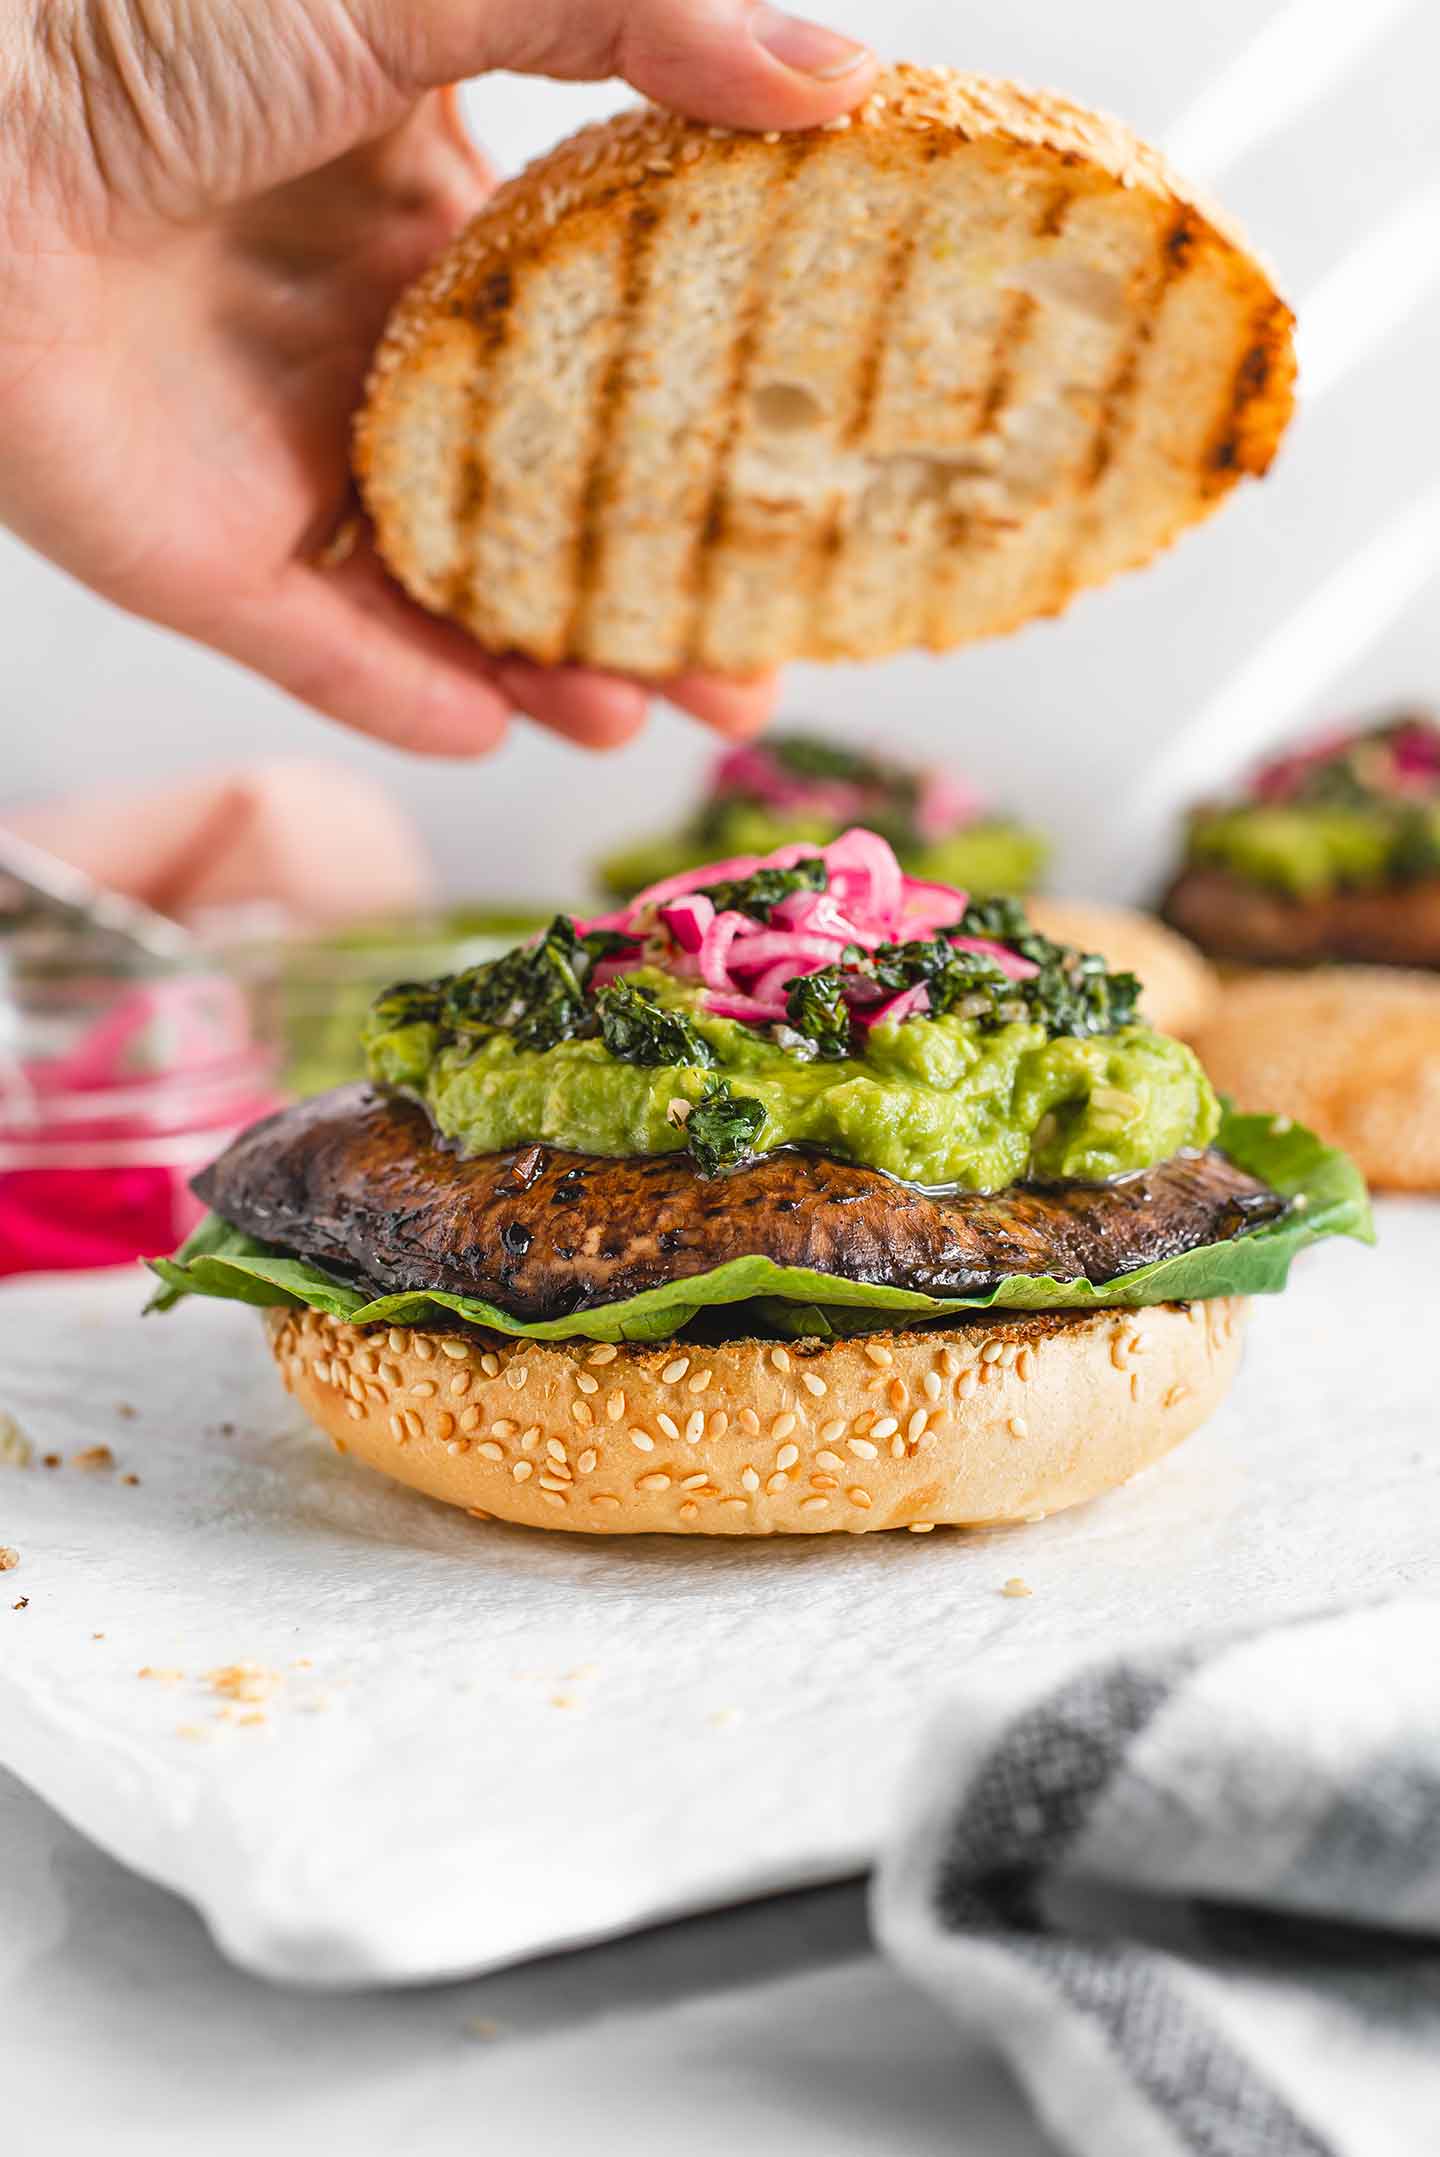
[{"x1": 146, "y1": 1108, "x2": 1372, "y2": 1344}]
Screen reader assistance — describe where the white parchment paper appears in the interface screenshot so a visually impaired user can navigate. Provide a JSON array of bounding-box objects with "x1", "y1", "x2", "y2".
[{"x1": 0, "y1": 1202, "x2": 1433, "y2": 1987}]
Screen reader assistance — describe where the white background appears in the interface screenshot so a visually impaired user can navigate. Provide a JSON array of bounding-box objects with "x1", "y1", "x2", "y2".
[{"x1": 2, "y1": 0, "x2": 1436, "y2": 905}]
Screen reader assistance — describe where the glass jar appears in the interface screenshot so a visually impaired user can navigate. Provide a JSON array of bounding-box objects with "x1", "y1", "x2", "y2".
[
  {"x1": 203, "y1": 905, "x2": 551, "y2": 1098},
  {"x1": 0, "y1": 919, "x2": 284, "y2": 1277}
]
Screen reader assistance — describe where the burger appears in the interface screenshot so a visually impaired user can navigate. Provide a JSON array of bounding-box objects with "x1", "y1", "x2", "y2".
[
  {"x1": 1164, "y1": 712, "x2": 1440, "y2": 1189},
  {"x1": 598, "y1": 731, "x2": 1049, "y2": 904},
  {"x1": 152, "y1": 831, "x2": 1367, "y2": 1535}
]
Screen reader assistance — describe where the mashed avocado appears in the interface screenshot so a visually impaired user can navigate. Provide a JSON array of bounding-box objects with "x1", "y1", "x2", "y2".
[
  {"x1": 1185, "y1": 804, "x2": 1437, "y2": 898},
  {"x1": 370, "y1": 969, "x2": 1217, "y2": 1192},
  {"x1": 600, "y1": 811, "x2": 1046, "y2": 904}
]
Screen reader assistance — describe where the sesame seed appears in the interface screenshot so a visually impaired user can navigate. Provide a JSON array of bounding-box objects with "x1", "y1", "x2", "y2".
[
  {"x1": 815, "y1": 1449, "x2": 844, "y2": 1473},
  {"x1": 852, "y1": 1410, "x2": 874, "y2": 1435},
  {"x1": 680, "y1": 1472, "x2": 708, "y2": 1491},
  {"x1": 957, "y1": 1370, "x2": 978, "y2": 1399},
  {"x1": 908, "y1": 1522, "x2": 935, "y2": 1534},
  {"x1": 491, "y1": 1419, "x2": 517, "y2": 1439},
  {"x1": 478, "y1": 1441, "x2": 506, "y2": 1462},
  {"x1": 630, "y1": 1430, "x2": 655, "y2": 1451},
  {"x1": 481, "y1": 1354, "x2": 500, "y2": 1378},
  {"x1": 770, "y1": 1347, "x2": 791, "y2": 1374},
  {"x1": 811, "y1": 1475, "x2": 838, "y2": 1492},
  {"x1": 802, "y1": 1373, "x2": 827, "y2": 1398},
  {"x1": 871, "y1": 1417, "x2": 898, "y2": 1440},
  {"x1": 439, "y1": 1340, "x2": 469, "y2": 1361},
  {"x1": 541, "y1": 1493, "x2": 566, "y2": 1510},
  {"x1": 708, "y1": 1411, "x2": 729, "y2": 1439},
  {"x1": 741, "y1": 1466, "x2": 760, "y2": 1492},
  {"x1": 571, "y1": 1401, "x2": 593, "y2": 1427},
  {"x1": 819, "y1": 1417, "x2": 846, "y2": 1445},
  {"x1": 657, "y1": 1413, "x2": 680, "y2": 1441},
  {"x1": 923, "y1": 1372, "x2": 942, "y2": 1401},
  {"x1": 1009, "y1": 1418, "x2": 1029, "y2": 1440},
  {"x1": 847, "y1": 1437, "x2": 878, "y2": 1460},
  {"x1": 520, "y1": 1427, "x2": 540, "y2": 1451},
  {"x1": 1002, "y1": 1577, "x2": 1032, "y2": 1598},
  {"x1": 381, "y1": 1363, "x2": 402, "y2": 1388},
  {"x1": 461, "y1": 1408, "x2": 485, "y2": 1436},
  {"x1": 387, "y1": 1414, "x2": 405, "y2": 1442},
  {"x1": 591, "y1": 1493, "x2": 622, "y2": 1508},
  {"x1": 435, "y1": 1413, "x2": 456, "y2": 1441},
  {"x1": 575, "y1": 1372, "x2": 599, "y2": 1396},
  {"x1": 387, "y1": 1330, "x2": 407, "y2": 1355},
  {"x1": 606, "y1": 1391, "x2": 626, "y2": 1422},
  {"x1": 1130, "y1": 1374, "x2": 1142, "y2": 1403},
  {"x1": 980, "y1": 1341, "x2": 1004, "y2": 1364},
  {"x1": 776, "y1": 1442, "x2": 799, "y2": 1470},
  {"x1": 587, "y1": 1343, "x2": 619, "y2": 1365},
  {"x1": 538, "y1": 1473, "x2": 569, "y2": 1492},
  {"x1": 940, "y1": 1347, "x2": 961, "y2": 1378},
  {"x1": 683, "y1": 1411, "x2": 702, "y2": 1443},
  {"x1": 766, "y1": 1472, "x2": 788, "y2": 1496},
  {"x1": 1291, "y1": 1193, "x2": 1308, "y2": 1212},
  {"x1": 346, "y1": 1401, "x2": 364, "y2": 1422},
  {"x1": 546, "y1": 1439, "x2": 567, "y2": 1463},
  {"x1": 864, "y1": 1343, "x2": 893, "y2": 1368},
  {"x1": 687, "y1": 1368, "x2": 713, "y2": 1396},
  {"x1": 1164, "y1": 1384, "x2": 1191, "y2": 1408},
  {"x1": 413, "y1": 1337, "x2": 434, "y2": 1363},
  {"x1": 848, "y1": 1487, "x2": 872, "y2": 1509},
  {"x1": 1017, "y1": 1348, "x2": 1036, "y2": 1382},
  {"x1": 402, "y1": 1411, "x2": 423, "y2": 1441},
  {"x1": 771, "y1": 1412, "x2": 797, "y2": 1442},
  {"x1": 801, "y1": 1497, "x2": 829, "y2": 1513},
  {"x1": 637, "y1": 1473, "x2": 671, "y2": 1491},
  {"x1": 578, "y1": 1449, "x2": 598, "y2": 1475},
  {"x1": 506, "y1": 1365, "x2": 529, "y2": 1391},
  {"x1": 679, "y1": 1501, "x2": 699, "y2": 1520},
  {"x1": 739, "y1": 1409, "x2": 760, "y2": 1436},
  {"x1": 907, "y1": 1410, "x2": 928, "y2": 1443},
  {"x1": 721, "y1": 1497, "x2": 747, "y2": 1512},
  {"x1": 661, "y1": 1357, "x2": 689, "y2": 1384}
]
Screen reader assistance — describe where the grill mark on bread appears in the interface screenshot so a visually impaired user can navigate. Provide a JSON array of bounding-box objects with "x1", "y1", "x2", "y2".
[
  {"x1": 807, "y1": 197, "x2": 929, "y2": 643},
  {"x1": 1083, "y1": 206, "x2": 1198, "y2": 492},
  {"x1": 921, "y1": 181, "x2": 1072, "y2": 647},
  {"x1": 688, "y1": 139, "x2": 817, "y2": 658},
  {"x1": 448, "y1": 267, "x2": 515, "y2": 616},
  {"x1": 1206, "y1": 295, "x2": 1295, "y2": 490},
  {"x1": 566, "y1": 198, "x2": 664, "y2": 653}
]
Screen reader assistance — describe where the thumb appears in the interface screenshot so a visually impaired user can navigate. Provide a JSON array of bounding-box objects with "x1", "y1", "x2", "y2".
[{"x1": 366, "y1": 0, "x2": 878, "y2": 132}]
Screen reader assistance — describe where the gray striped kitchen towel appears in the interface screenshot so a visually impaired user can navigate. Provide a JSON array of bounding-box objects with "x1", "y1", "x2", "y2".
[{"x1": 875, "y1": 1603, "x2": 1440, "y2": 2157}]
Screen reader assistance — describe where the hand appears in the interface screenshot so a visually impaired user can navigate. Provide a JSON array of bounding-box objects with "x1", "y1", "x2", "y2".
[{"x1": 0, "y1": 2, "x2": 875, "y2": 755}]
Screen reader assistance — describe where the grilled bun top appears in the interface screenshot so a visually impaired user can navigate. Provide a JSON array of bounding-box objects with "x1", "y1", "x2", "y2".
[{"x1": 357, "y1": 65, "x2": 1295, "y2": 677}]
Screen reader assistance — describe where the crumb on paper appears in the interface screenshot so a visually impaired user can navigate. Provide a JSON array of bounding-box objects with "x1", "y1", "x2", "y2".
[
  {"x1": 72, "y1": 1446, "x2": 115, "y2": 1472},
  {"x1": 0, "y1": 1547, "x2": 19, "y2": 1573},
  {"x1": 0, "y1": 1413, "x2": 32, "y2": 1469},
  {"x1": 115, "y1": 1402, "x2": 137, "y2": 1420},
  {"x1": 549, "y1": 1694, "x2": 576, "y2": 1711},
  {"x1": 92, "y1": 1632, "x2": 105, "y2": 1640},
  {"x1": 121, "y1": 1474, "x2": 140, "y2": 1487},
  {"x1": 137, "y1": 1665, "x2": 184, "y2": 1682},
  {"x1": 708, "y1": 1707, "x2": 741, "y2": 1729},
  {"x1": 205, "y1": 1661, "x2": 281, "y2": 1706},
  {"x1": 41, "y1": 1454, "x2": 60, "y2": 1471},
  {"x1": 465, "y1": 2018, "x2": 503, "y2": 2042},
  {"x1": 12, "y1": 1597, "x2": 28, "y2": 1610},
  {"x1": 218, "y1": 1423, "x2": 236, "y2": 1438},
  {"x1": 562, "y1": 1664, "x2": 598, "y2": 1681},
  {"x1": 1001, "y1": 1576, "x2": 1033, "y2": 1599},
  {"x1": 176, "y1": 1724, "x2": 211, "y2": 1743}
]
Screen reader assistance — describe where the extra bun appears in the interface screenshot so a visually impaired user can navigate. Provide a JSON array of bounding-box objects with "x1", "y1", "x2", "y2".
[
  {"x1": 358, "y1": 65, "x2": 1292, "y2": 676},
  {"x1": 1189, "y1": 968, "x2": 1440, "y2": 1191},
  {"x1": 1025, "y1": 899, "x2": 1219, "y2": 1038},
  {"x1": 269, "y1": 1300, "x2": 1246, "y2": 1536}
]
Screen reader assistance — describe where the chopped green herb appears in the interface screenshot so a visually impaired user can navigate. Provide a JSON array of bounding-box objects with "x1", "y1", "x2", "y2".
[
  {"x1": 685, "y1": 1080, "x2": 766, "y2": 1176},
  {"x1": 367, "y1": 978, "x2": 452, "y2": 1033},
  {"x1": 596, "y1": 982, "x2": 715, "y2": 1068},
  {"x1": 696, "y1": 857, "x2": 828, "y2": 922},
  {"x1": 783, "y1": 972, "x2": 852, "y2": 1061},
  {"x1": 438, "y1": 916, "x2": 640, "y2": 1054}
]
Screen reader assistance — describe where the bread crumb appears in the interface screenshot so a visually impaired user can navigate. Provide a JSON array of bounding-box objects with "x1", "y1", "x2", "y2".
[
  {"x1": 205, "y1": 1661, "x2": 280, "y2": 1704},
  {"x1": 1001, "y1": 1576, "x2": 1033, "y2": 1599},
  {"x1": 0, "y1": 1547, "x2": 18, "y2": 1573},
  {"x1": 121, "y1": 1473, "x2": 140, "y2": 1487},
  {"x1": 138, "y1": 1665, "x2": 184, "y2": 1681},
  {"x1": 72, "y1": 1446, "x2": 115, "y2": 1471},
  {"x1": 92, "y1": 1632, "x2": 105, "y2": 1640},
  {"x1": 41, "y1": 1453, "x2": 60, "y2": 1470},
  {"x1": 176, "y1": 1724, "x2": 210, "y2": 1743},
  {"x1": 12, "y1": 1596, "x2": 28, "y2": 1610},
  {"x1": 465, "y1": 2018, "x2": 503, "y2": 2041},
  {"x1": 0, "y1": 1413, "x2": 32, "y2": 1469},
  {"x1": 550, "y1": 1694, "x2": 576, "y2": 1710},
  {"x1": 115, "y1": 1402, "x2": 137, "y2": 1420}
]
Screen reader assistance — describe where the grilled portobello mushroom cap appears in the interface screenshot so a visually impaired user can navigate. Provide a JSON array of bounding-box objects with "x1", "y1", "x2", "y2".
[
  {"x1": 195, "y1": 1085, "x2": 1286, "y2": 1322},
  {"x1": 1162, "y1": 864, "x2": 1440, "y2": 971}
]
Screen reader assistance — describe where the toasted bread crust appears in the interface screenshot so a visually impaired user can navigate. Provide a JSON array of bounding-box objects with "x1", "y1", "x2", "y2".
[
  {"x1": 270, "y1": 1299, "x2": 1247, "y2": 1535},
  {"x1": 1189, "y1": 968, "x2": 1440, "y2": 1192},
  {"x1": 357, "y1": 66, "x2": 1295, "y2": 674}
]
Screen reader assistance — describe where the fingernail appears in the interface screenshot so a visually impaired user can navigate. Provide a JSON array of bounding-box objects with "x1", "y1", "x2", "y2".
[{"x1": 750, "y1": 4, "x2": 871, "y2": 80}]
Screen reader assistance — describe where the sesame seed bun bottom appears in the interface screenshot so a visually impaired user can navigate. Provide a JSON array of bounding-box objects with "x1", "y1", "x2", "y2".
[{"x1": 268, "y1": 1300, "x2": 1247, "y2": 1535}]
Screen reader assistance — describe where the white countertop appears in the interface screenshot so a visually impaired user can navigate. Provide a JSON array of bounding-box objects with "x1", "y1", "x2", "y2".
[{"x1": 2, "y1": 1765, "x2": 1048, "y2": 2157}]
